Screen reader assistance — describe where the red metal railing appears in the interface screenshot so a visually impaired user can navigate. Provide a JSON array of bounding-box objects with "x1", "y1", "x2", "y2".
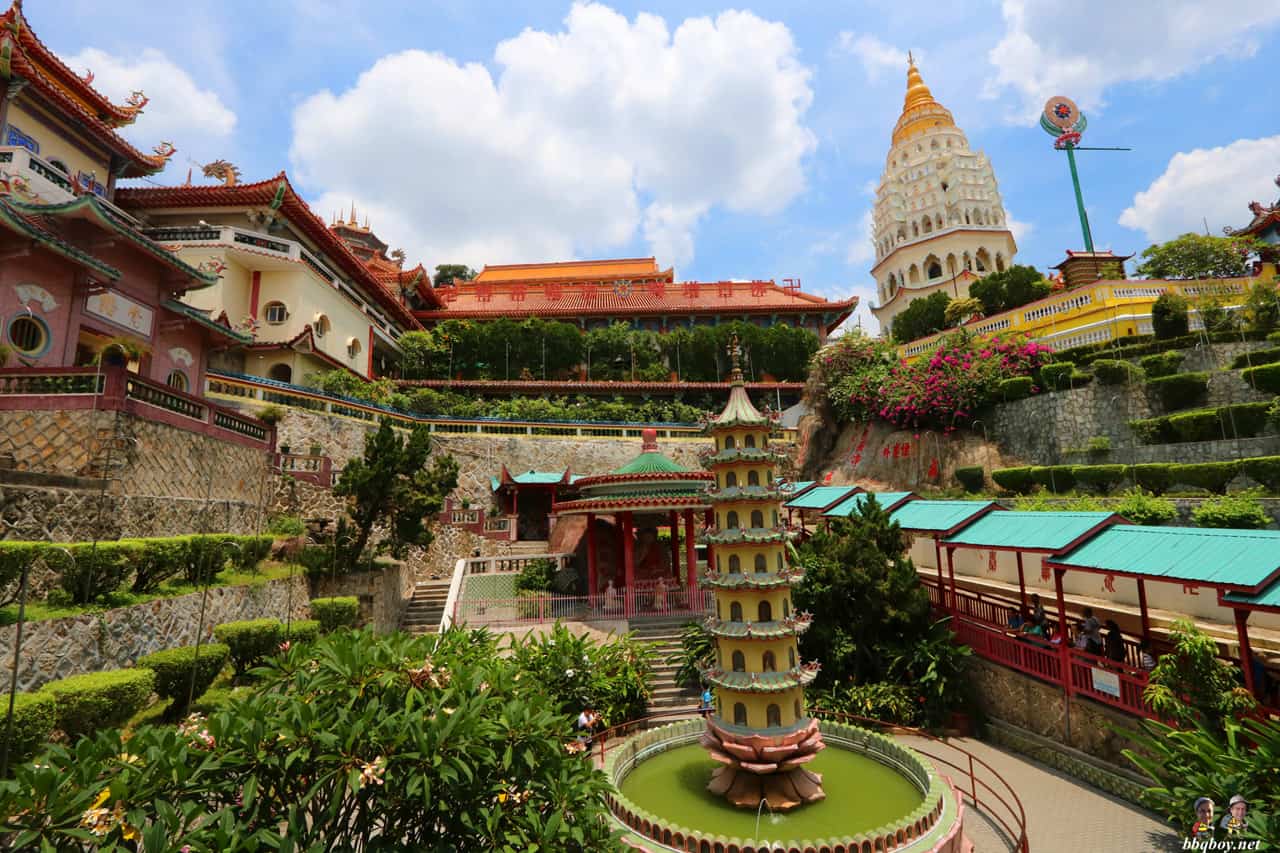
[{"x1": 592, "y1": 710, "x2": 1029, "y2": 853}]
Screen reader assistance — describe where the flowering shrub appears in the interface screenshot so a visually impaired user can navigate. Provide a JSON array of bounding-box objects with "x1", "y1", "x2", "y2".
[{"x1": 0, "y1": 628, "x2": 619, "y2": 850}]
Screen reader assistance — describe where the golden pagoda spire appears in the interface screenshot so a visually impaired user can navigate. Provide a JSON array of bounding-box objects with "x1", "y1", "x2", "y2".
[{"x1": 891, "y1": 54, "x2": 955, "y2": 145}]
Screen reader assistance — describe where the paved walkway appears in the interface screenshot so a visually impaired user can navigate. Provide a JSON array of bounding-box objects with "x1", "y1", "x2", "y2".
[{"x1": 898, "y1": 736, "x2": 1180, "y2": 853}]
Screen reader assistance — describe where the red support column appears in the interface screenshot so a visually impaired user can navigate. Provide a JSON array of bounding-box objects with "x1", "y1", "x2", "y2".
[
  {"x1": 934, "y1": 538, "x2": 946, "y2": 610},
  {"x1": 669, "y1": 510, "x2": 680, "y2": 581},
  {"x1": 1137, "y1": 578, "x2": 1151, "y2": 642},
  {"x1": 1054, "y1": 568, "x2": 1074, "y2": 704},
  {"x1": 704, "y1": 508, "x2": 715, "y2": 576},
  {"x1": 946, "y1": 546, "x2": 957, "y2": 611},
  {"x1": 1016, "y1": 551, "x2": 1027, "y2": 610},
  {"x1": 586, "y1": 513, "x2": 598, "y2": 598},
  {"x1": 1235, "y1": 609, "x2": 1258, "y2": 697},
  {"x1": 622, "y1": 512, "x2": 636, "y2": 618},
  {"x1": 684, "y1": 509, "x2": 697, "y2": 592}
]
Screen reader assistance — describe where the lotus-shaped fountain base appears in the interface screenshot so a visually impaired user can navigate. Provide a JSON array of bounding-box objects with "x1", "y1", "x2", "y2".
[{"x1": 699, "y1": 717, "x2": 826, "y2": 811}]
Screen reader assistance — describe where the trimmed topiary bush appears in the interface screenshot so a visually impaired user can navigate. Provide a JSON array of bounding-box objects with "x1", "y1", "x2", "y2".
[
  {"x1": 1231, "y1": 348, "x2": 1280, "y2": 370},
  {"x1": 1191, "y1": 491, "x2": 1272, "y2": 529},
  {"x1": 1040, "y1": 362, "x2": 1076, "y2": 391},
  {"x1": 1138, "y1": 350, "x2": 1186, "y2": 379},
  {"x1": 954, "y1": 466, "x2": 985, "y2": 493},
  {"x1": 1148, "y1": 372, "x2": 1210, "y2": 412},
  {"x1": 213, "y1": 619, "x2": 284, "y2": 676},
  {"x1": 1131, "y1": 463, "x2": 1173, "y2": 495},
  {"x1": 40, "y1": 668, "x2": 157, "y2": 740},
  {"x1": 992, "y1": 466, "x2": 1035, "y2": 495},
  {"x1": 0, "y1": 692, "x2": 56, "y2": 763},
  {"x1": 284, "y1": 619, "x2": 322, "y2": 644},
  {"x1": 1230, "y1": 401, "x2": 1274, "y2": 438},
  {"x1": 1072, "y1": 464, "x2": 1128, "y2": 494},
  {"x1": 1129, "y1": 415, "x2": 1173, "y2": 445},
  {"x1": 310, "y1": 596, "x2": 361, "y2": 633},
  {"x1": 1092, "y1": 359, "x2": 1144, "y2": 385},
  {"x1": 58, "y1": 541, "x2": 137, "y2": 604},
  {"x1": 1167, "y1": 409, "x2": 1228, "y2": 443},
  {"x1": 1173, "y1": 461, "x2": 1241, "y2": 495},
  {"x1": 997, "y1": 376, "x2": 1034, "y2": 401},
  {"x1": 1243, "y1": 456, "x2": 1280, "y2": 492},
  {"x1": 1241, "y1": 362, "x2": 1280, "y2": 394},
  {"x1": 1030, "y1": 466, "x2": 1076, "y2": 493},
  {"x1": 137, "y1": 643, "x2": 229, "y2": 717}
]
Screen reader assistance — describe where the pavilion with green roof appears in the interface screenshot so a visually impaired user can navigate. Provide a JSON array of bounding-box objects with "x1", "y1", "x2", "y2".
[{"x1": 552, "y1": 428, "x2": 712, "y2": 609}]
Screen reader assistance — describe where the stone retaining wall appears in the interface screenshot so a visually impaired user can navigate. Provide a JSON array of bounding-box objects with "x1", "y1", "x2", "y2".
[
  {"x1": 312, "y1": 560, "x2": 414, "y2": 633},
  {"x1": 0, "y1": 574, "x2": 309, "y2": 692}
]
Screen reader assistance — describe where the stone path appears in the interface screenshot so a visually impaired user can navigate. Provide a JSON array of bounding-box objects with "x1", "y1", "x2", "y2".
[{"x1": 897, "y1": 736, "x2": 1180, "y2": 853}]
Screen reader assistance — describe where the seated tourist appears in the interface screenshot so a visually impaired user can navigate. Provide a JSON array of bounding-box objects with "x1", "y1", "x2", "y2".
[
  {"x1": 1019, "y1": 620, "x2": 1045, "y2": 639},
  {"x1": 1104, "y1": 620, "x2": 1126, "y2": 663},
  {"x1": 1138, "y1": 639, "x2": 1157, "y2": 672},
  {"x1": 1080, "y1": 607, "x2": 1103, "y2": 655},
  {"x1": 1029, "y1": 594, "x2": 1047, "y2": 630}
]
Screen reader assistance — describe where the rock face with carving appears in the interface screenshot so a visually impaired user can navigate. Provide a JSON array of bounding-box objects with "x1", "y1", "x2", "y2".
[{"x1": 699, "y1": 337, "x2": 825, "y2": 810}]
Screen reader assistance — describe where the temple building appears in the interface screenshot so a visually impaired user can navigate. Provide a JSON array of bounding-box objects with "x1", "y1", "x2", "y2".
[
  {"x1": 1227, "y1": 175, "x2": 1280, "y2": 259},
  {"x1": 698, "y1": 341, "x2": 824, "y2": 810},
  {"x1": 869, "y1": 56, "x2": 1018, "y2": 336},
  {"x1": 116, "y1": 177, "x2": 427, "y2": 385},
  {"x1": 415, "y1": 257, "x2": 856, "y2": 343},
  {"x1": 0, "y1": 2, "x2": 248, "y2": 394}
]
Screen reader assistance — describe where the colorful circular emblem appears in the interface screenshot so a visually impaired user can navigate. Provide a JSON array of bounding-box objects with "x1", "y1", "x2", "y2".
[
  {"x1": 1043, "y1": 96, "x2": 1080, "y2": 131},
  {"x1": 613, "y1": 279, "x2": 633, "y2": 299}
]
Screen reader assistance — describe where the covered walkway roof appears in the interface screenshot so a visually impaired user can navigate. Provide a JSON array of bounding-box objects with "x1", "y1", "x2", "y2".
[
  {"x1": 822, "y1": 491, "x2": 916, "y2": 518},
  {"x1": 784, "y1": 485, "x2": 860, "y2": 511},
  {"x1": 889, "y1": 500, "x2": 1001, "y2": 535},
  {"x1": 1048, "y1": 525, "x2": 1280, "y2": 592},
  {"x1": 942, "y1": 511, "x2": 1120, "y2": 553}
]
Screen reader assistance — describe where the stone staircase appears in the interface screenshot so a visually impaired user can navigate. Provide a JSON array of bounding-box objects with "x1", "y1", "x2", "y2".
[
  {"x1": 507, "y1": 539, "x2": 551, "y2": 556},
  {"x1": 630, "y1": 614, "x2": 703, "y2": 717},
  {"x1": 401, "y1": 579, "x2": 452, "y2": 635}
]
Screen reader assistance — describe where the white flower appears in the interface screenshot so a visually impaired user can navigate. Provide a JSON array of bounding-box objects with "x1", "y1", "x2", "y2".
[{"x1": 565, "y1": 668, "x2": 575, "y2": 678}]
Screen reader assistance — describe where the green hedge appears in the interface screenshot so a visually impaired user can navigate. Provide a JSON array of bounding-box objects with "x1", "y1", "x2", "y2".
[
  {"x1": 1040, "y1": 362, "x2": 1076, "y2": 391},
  {"x1": 1138, "y1": 351, "x2": 1186, "y2": 379},
  {"x1": 285, "y1": 619, "x2": 322, "y2": 644},
  {"x1": 1241, "y1": 363, "x2": 1280, "y2": 394},
  {"x1": 1147, "y1": 372, "x2": 1210, "y2": 411},
  {"x1": 0, "y1": 692, "x2": 56, "y2": 763},
  {"x1": 997, "y1": 376, "x2": 1034, "y2": 401},
  {"x1": 137, "y1": 643, "x2": 229, "y2": 716},
  {"x1": 1191, "y1": 491, "x2": 1272, "y2": 529},
  {"x1": 213, "y1": 619, "x2": 284, "y2": 676},
  {"x1": 1072, "y1": 464, "x2": 1128, "y2": 493},
  {"x1": 1173, "y1": 461, "x2": 1241, "y2": 495},
  {"x1": 954, "y1": 466, "x2": 985, "y2": 493},
  {"x1": 1243, "y1": 457, "x2": 1280, "y2": 492},
  {"x1": 1131, "y1": 464, "x2": 1173, "y2": 496},
  {"x1": 1129, "y1": 401, "x2": 1272, "y2": 445},
  {"x1": 1091, "y1": 359, "x2": 1143, "y2": 385},
  {"x1": 311, "y1": 597, "x2": 361, "y2": 633},
  {"x1": 1060, "y1": 330, "x2": 1271, "y2": 367},
  {"x1": 1030, "y1": 466, "x2": 1076, "y2": 493},
  {"x1": 1231, "y1": 348, "x2": 1280, "y2": 370},
  {"x1": 40, "y1": 668, "x2": 156, "y2": 740},
  {"x1": 992, "y1": 467, "x2": 1035, "y2": 495}
]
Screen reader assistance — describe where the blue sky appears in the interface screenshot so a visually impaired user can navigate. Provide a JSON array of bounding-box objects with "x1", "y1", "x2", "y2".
[{"x1": 37, "y1": 1, "x2": 1280, "y2": 333}]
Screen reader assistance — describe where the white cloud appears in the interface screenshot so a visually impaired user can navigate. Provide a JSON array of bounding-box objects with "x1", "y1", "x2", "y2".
[
  {"x1": 1006, "y1": 210, "x2": 1033, "y2": 244},
  {"x1": 836, "y1": 32, "x2": 909, "y2": 82},
  {"x1": 1119, "y1": 135, "x2": 1280, "y2": 242},
  {"x1": 845, "y1": 209, "x2": 876, "y2": 266},
  {"x1": 985, "y1": 0, "x2": 1280, "y2": 117},
  {"x1": 64, "y1": 48, "x2": 235, "y2": 172},
  {"x1": 290, "y1": 2, "x2": 815, "y2": 268}
]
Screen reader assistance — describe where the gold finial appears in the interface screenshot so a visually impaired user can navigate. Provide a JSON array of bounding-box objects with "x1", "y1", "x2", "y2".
[
  {"x1": 891, "y1": 54, "x2": 955, "y2": 145},
  {"x1": 908, "y1": 50, "x2": 914, "y2": 67},
  {"x1": 349, "y1": 202, "x2": 356, "y2": 225},
  {"x1": 727, "y1": 333, "x2": 744, "y2": 382}
]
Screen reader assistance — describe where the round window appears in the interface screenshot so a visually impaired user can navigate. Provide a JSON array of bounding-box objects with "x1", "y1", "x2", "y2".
[
  {"x1": 165, "y1": 369, "x2": 189, "y2": 392},
  {"x1": 8, "y1": 316, "x2": 49, "y2": 356}
]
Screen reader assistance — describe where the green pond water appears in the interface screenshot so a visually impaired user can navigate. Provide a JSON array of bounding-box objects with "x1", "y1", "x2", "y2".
[{"x1": 617, "y1": 743, "x2": 924, "y2": 841}]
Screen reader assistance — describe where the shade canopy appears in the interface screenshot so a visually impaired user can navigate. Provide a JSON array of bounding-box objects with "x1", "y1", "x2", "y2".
[{"x1": 942, "y1": 511, "x2": 1119, "y2": 552}]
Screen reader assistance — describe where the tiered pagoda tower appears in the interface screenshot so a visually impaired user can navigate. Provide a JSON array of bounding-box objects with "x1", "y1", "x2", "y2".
[{"x1": 699, "y1": 339, "x2": 824, "y2": 811}]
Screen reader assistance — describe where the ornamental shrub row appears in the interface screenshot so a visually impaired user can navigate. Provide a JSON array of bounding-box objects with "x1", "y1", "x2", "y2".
[
  {"x1": 954, "y1": 466, "x2": 985, "y2": 493},
  {"x1": 1091, "y1": 359, "x2": 1144, "y2": 385},
  {"x1": 997, "y1": 376, "x2": 1034, "y2": 401},
  {"x1": 310, "y1": 597, "x2": 361, "y2": 633},
  {"x1": 1138, "y1": 351, "x2": 1186, "y2": 379},
  {"x1": 1241, "y1": 362, "x2": 1280, "y2": 395},
  {"x1": 0, "y1": 534, "x2": 273, "y2": 605},
  {"x1": 137, "y1": 643, "x2": 229, "y2": 718},
  {"x1": 1147, "y1": 371, "x2": 1210, "y2": 411},
  {"x1": 39, "y1": 668, "x2": 157, "y2": 740},
  {"x1": 991, "y1": 457, "x2": 1280, "y2": 496},
  {"x1": 1128, "y1": 401, "x2": 1273, "y2": 444},
  {"x1": 214, "y1": 619, "x2": 286, "y2": 676},
  {"x1": 1040, "y1": 362, "x2": 1077, "y2": 390},
  {"x1": 1230, "y1": 347, "x2": 1280, "y2": 370},
  {"x1": 1057, "y1": 330, "x2": 1270, "y2": 367},
  {"x1": 0, "y1": 692, "x2": 56, "y2": 763}
]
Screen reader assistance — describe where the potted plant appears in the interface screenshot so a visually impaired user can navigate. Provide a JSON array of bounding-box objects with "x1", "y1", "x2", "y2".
[
  {"x1": 309, "y1": 442, "x2": 322, "y2": 457},
  {"x1": 256, "y1": 404, "x2": 285, "y2": 426}
]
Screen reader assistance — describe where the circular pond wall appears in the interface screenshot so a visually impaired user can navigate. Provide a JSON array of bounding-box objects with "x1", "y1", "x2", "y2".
[{"x1": 604, "y1": 719, "x2": 965, "y2": 853}]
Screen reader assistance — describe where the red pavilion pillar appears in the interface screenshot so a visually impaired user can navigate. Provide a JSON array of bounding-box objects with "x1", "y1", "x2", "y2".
[
  {"x1": 669, "y1": 510, "x2": 681, "y2": 580},
  {"x1": 1235, "y1": 610, "x2": 1258, "y2": 697},
  {"x1": 622, "y1": 512, "x2": 636, "y2": 617},
  {"x1": 684, "y1": 509, "x2": 697, "y2": 593},
  {"x1": 586, "y1": 513, "x2": 598, "y2": 598},
  {"x1": 703, "y1": 507, "x2": 715, "y2": 575}
]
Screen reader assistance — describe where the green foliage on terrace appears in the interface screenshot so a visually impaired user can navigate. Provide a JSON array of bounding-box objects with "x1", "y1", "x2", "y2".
[
  {"x1": 1128, "y1": 401, "x2": 1273, "y2": 444},
  {"x1": 989, "y1": 458, "x2": 1280, "y2": 499},
  {"x1": 393, "y1": 317, "x2": 819, "y2": 383},
  {"x1": 0, "y1": 629, "x2": 622, "y2": 851}
]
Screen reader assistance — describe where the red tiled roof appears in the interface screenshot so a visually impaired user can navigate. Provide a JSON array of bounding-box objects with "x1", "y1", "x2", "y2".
[
  {"x1": 115, "y1": 174, "x2": 422, "y2": 330},
  {"x1": 418, "y1": 280, "x2": 856, "y2": 332},
  {"x1": 474, "y1": 257, "x2": 664, "y2": 283},
  {"x1": 1, "y1": 4, "x2": 170, "y2": 176}
]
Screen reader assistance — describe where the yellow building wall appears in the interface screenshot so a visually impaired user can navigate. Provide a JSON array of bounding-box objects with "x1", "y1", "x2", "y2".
[
  {"x1": 8, "y1": 101, "x2": 110, "y2": 180},
  {"x1": 713, "y1": 589, "x2": 793, "y2": 624},
  {"x1": 898, "y1": 277, "x2": 1260, "y2": 360},
  {"x1": 715, "y1": 502, "x2": 781, "y2": 531},
  {"x1": 717, "y1": 686, "x2": 806, "y2": 729},
  {"x1": 713, "y1": 541, "x2": 786, "y2": 574},
  {"x1": 714, "y1": 464, "x2": 776, "y2": 488},
  {"x1": 257, "y1": 269, "x2": 369, "y2": 376}
]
